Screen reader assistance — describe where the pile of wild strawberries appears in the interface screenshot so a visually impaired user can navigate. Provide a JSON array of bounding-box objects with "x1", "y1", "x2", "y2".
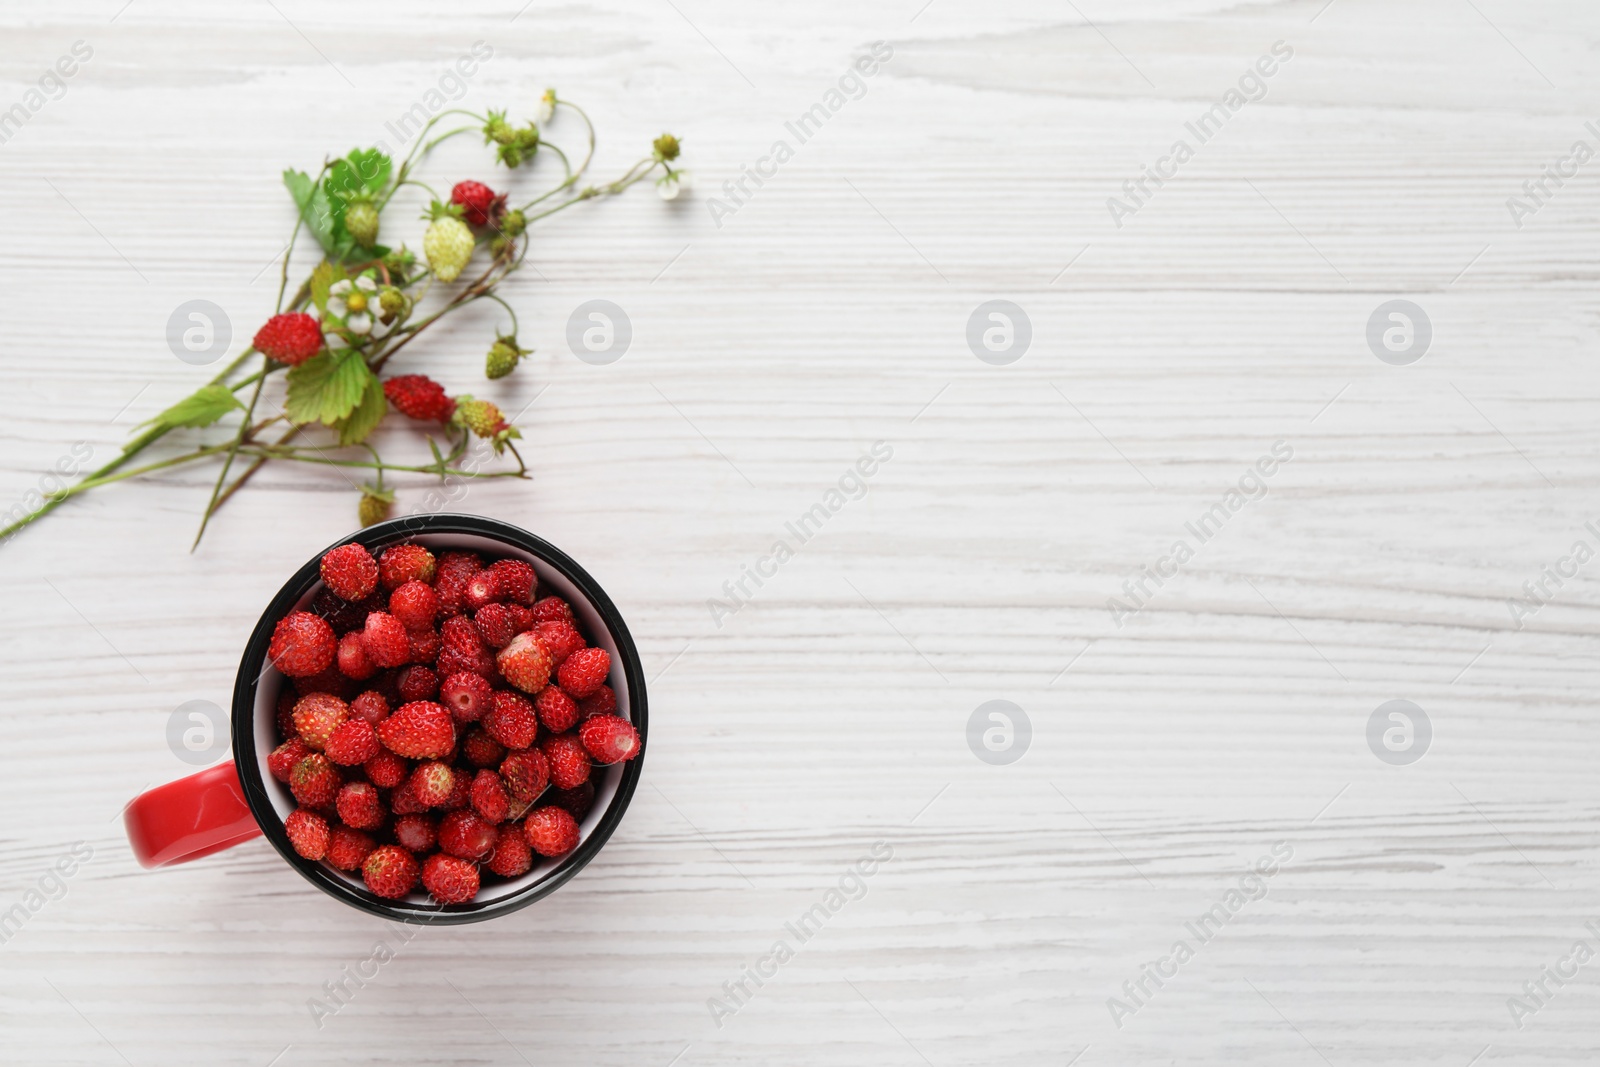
[{"x1": 264, "y1": 541, "x2": 640, "y2": 905}]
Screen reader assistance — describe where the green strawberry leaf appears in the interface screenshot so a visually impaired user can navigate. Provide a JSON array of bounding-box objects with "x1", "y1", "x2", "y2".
[
  {"x1": 284, "y1": 168, "x2": 341, "y2": 258},
  {"x1": 326, "y1": 148, "x2": 391, "y2": 202},
  {"x1": 333, "y1": 374, "x2": 387, "y2": 446},
  {"x1": 284, "y1": 351, "x2": 376, "y2": 426},
  {"x1": 139, "y1": 384, "x2": 243, "y2": 431}
]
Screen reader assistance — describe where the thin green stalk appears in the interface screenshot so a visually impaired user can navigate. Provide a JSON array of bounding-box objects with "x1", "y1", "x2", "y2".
[{"x1": 193, "y1": 357, "x2": 270, "y2": 550}]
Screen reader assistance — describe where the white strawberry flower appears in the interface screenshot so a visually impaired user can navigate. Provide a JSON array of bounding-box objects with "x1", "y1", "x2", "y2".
[{"x1": 328, "y1": 276, "x2": 378, "y2": 335}]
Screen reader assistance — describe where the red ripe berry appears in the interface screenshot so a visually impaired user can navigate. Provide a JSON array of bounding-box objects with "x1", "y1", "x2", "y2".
[
  {"x1": 534, "y1": 686, "x2": 578, "y2": 734},
  {"x1": 388, "y1": 580, "x2": 438, "y2": 631},
  {"x1": 499, "y1": 749, "x2": 549, "y2": 803},
  {"x1": 292, "y1": 693, "x2": 348, "y2": 750},
  {"x1": 320, "y1": 543, "x2": 379, "y2": 602},
  {"x1": 530, "y1": 596, "x2": 574, "y2": 625},
  {"x1": 524, "y1": 805, "x2": 580, "y2": 857},
  {"x1": 450, "y1": 180, "x2": 506, "y2": 228},
  {"x1": 407, "y1": 761, "x2": 455, "y2": 807},
  {"x1": 389, "y1": 778, "x2": 428, "y2": 815},
  {"x1": 488, "y1": 824, "x2": 533, "y2": 877},
  {"x1": 377, "y1": 701, "x2": 455, "y2": 758},
  {"x1": 360, "y1": 611, "x2": 411, "y2": 669},
  {"x1": 337, "y1": 632, "x2": 377, "y2": 680},
  {"x1": 579, "y1": 714, "x2": 641, "y2": 764},
  {"x1": 268, "y1": 611, "x2": 336, "y2": 677},
  {"x1": 440, "y1": 671, "x2": 495, "y2": 724},
  {"x1": 462, "y1": 727, "x2": 506, "y2": 768},
  {"x1": 362, "y1": 845, "x2": 419, "y2": 899},
  {"x1": 392, "y1": 813, "x2": 437, "y2": 852},
  {"x1": 472, "y1": 603, "x2": 519, "y2": 649},
  {"x1": 350, "y1": 690, "x2": 389, "y2": 725},
  {"x1": 336, "y1": 781, "x2": 386, "y2": 830},
  {"x1": 488, "y1": 559, "x2": 537, "y2": 604},
  {"x1": 422, "y1": 853, "x2": 481, "y2": 904},
  {"x1": 470, "y1": 769, "x2": 511, "y2": 824},
  {"x1": 557, "y1": 647, "x2": 610, "y2": 699},
  {"x1": 577, "y1": 685, "x2": 617, "y2": 719},
  {"x1": 311, "y1": 586, "x2": 374, "y2": 632},
  {"x1": 253, "y1": 312, "x2": 324, "y2": 366},
  {"x1": 325, "y1": 717, "x2": 381, "y2": 766},
  {"x1": 295, "y1": 663, "x2": 355, "y2": 701},
  {"x1": 364, "y1": 750, "x2": 409, "y2": 789},
  {"x1": 496, "y1": 631, "x2": 553, "y2": 693},
  {"x1": 463, "y1": 570, "x2": 502, "y2": 612},
  {"x1": 435, "y1": 552, "x2": 483, "y2": 615},
  {"x1": 290, "y1": 754, "x2": 340, "y2": 807},
  {"x1": 378, "y1": 543, "x2": 437, "y2": 588},
  {"x1": 407, "y1": 627, "x2": 441, "y2": 665},
  {"x1": 542, "y1": 734, "x2": 590, "y2": 790},
  {"x1": 438, "y1": 809, "x2": 496, "y2": 860},
  {"x1": 269, "y1": 738, "x2": 313, "y2": 782},
  {"x1": 533, "y1": 621, "x2": 584, "y2": 665},
  {"x1": 326, "y1": 825, "x2": 375, "y2": 871},
  {"x1": 285, "y1": 809, "x2": 330, "y2": 859},
  {"x1": 438, "y1": 641, "x2": 494, "y2": 679},
  {"x1": 383, "y1": 375, "x2": 456, "y2": 423},
  {"x1": 484, "y1": 691, "x2": 538, "y2": 749},
  {"x1": 395, "y1": 664, "x2": 439, "y2": 702},
  {"x1": 276, "y1": 688, "x2": 298, "y2": 738},
  {"x1": 439, "y1": 770, "x2": 472, "y2": 811},
  {"x1": 549, "y1": 781, "x2": 596, "y2": 822}
]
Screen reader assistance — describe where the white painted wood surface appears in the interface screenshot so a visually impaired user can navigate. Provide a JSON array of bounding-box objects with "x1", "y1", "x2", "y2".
[{"x1": 2, "y1": 0, "x2": 1598, "y2": 1063}]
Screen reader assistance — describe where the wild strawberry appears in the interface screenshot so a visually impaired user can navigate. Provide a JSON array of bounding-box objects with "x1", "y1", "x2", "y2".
[
  {"x1": 336, "y1": 781, "x2": 385, "y2": 830},
  {"x1": 440, "y1": 770, "x2": 471, "y2": 811},
  {"x1": 378, "y1": 701, "x2": 455, "y2": 758},
  {"x1": 497, "y1": 631, "x2": 553, "y2": 692},
  {"x1": 534, "y1": 621, "x2": 585, "y2": 665},
  {"x1": 484, "y1": 690, "x2": 538, "y2": 749},
  {"x1": 326, "y1": 825, "x2": 375, "y2": 871},
  {"x1": 462, "y1": 727, "x2": 506, "y2": 768},
  {"x1": 311, "y1": 587, "x2": 373, "y2": 632},
  {"x1": 534, "y1": 686, "x2": 579, "y2": 734},
  {"x1": 487, "y1": 824, "x2": 533, "y2": 877},
  {"x1": 268, "y1": 611, "x2": 336, "y2": 677},
  {"x1": 438, "y1": 809, "x2": 496, "y2": 860},
  {"x1": 320, "y1": 543, "x2": 378, "y2": 602},
  {"x1": 499, "y1": 749, "x2": 549, "y2": 803},
  {"x1": 440, "y1": 671, "x2": 494, "y2": 723},
  {"x1": 388, "y1": 580, "x2": 438, "y2": 631},
  {"x1": 557, "y1": 647, "x2": 610, "y2": 699},
  {"x1": 463, "y1": 570, "x2": 502, "y2": 612},
  {"x1": 484, "y1": 335, "x2": 527, "y2": 380},
  {"x1": 295, "y1": 663, "x2": 355, "y2": 700},
  {"x1": 473, "y1": 603, "x2": 520, "y2": 649},
  {"x1": 383, "y1": 375, "x2": 456, "y2": 423},
  {"x1": 579, "y1": 714, "x2": 640, "y2": 764},
  {"x1": 285, "y1": 809, "x2": 329, "y2": 859},
  {"x1": 438, "y1": 616, "x2": 495, "y2": 677},
  {"x1": 290, "y1": 753, "x2": 340, "y2": 807},
  {"x1": 450, "y1": 180, "x2": 506, "y2": 228},
  {"x1": 530, "y1": 596, "x2": 574, "y2": 625},
  {"x1": 337, "y1": 632, "x2": 377, "y2": 680},
  {"x1": 470, "y1": 769, "x2": 511, "y2": 824},
  {"x1": 362, "y1": 845, "x2": 419, "y2": 899},
  {"x1": 405, "y1": 761, "x2": 454, "y2": 808},
  {"x1": 379, "y1": 542, "x2": 437, "y2": 588},
  {"x1": 435, "y1": 553, "x2": 482, "y2": 615},
  {"x1": 423, "y1": 203, "x2": 475, "y2": 282},
  {"x1": 549, "y1": 781, "x2": 596, "y2": 822},
  {"x1": 392, "y1": 813, "x2": 436, "y2": 853},
  {"x1": 350, "y1": 690, "x2": 389, "y2": 725},
  {"x1": 452, "y1": 396, "x2": 508, "y2": 439},
  {"x1": 325, "y1": 717, "x2": 381, "y2": 766},
  {"x1": 253, "y1": 312, "x2": 324, "y2": 366},
  {"x1": 407, "y1": 627, "x2": 441, "y2": 665},
  {"x1": 269, "y1": 737, "x2": 313, "y2": 782},
  {"x1": 292, "y1": 693, "x2": 348, "y2": 750},
  {"x1": 488, "y1": 559, "x2": 537, "y2": 604},
  {"x1": 360, "y1": 611, "x2": 411, "y2": 669},
  {"x1": 389, "y1": 778, "x2": 428, "y2": 815},
  {"x1": 360, "y1": 486, "x2": 392, "y2": 526},
  {"x1": 395, "y1": 664, "x2": 439, "y2": 702},
  {"x1": 422, "y1": 853, "x2": 480, "y2": 904},
  {"x1": 542, "y1": 734, "x2": 590, "y2": 790},
  {"x1": 364, "y1": 750, "x2": 409, "y2": 789},
  {"x1": 577, "y1": 685, "x2": 616, "y2": 719},
  {"x1": 524, "y1": 806, "x2": 580, "y2": 857}
]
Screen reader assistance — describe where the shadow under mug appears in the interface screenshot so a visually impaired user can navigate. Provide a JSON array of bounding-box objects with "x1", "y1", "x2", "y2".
[{"x1": 123, "y1": 514, "x2": 648, "y2": 924}]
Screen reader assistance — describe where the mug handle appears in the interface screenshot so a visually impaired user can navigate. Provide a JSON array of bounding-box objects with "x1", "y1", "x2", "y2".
[{"x1": 124, "y1": 761, "x2": 263, "y2": 868}]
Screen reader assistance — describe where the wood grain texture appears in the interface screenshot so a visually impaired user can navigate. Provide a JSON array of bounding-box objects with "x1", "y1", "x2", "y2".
[{"x1": 2, "y1": 0, "x2": 1598, "y2": 1063}]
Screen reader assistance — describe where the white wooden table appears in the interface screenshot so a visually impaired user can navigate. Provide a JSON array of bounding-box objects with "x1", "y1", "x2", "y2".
[{"x1": 2, "y1": 1, "x2": 1597, "y2": 1063}]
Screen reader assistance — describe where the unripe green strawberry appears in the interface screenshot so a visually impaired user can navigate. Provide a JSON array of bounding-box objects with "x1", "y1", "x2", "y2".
[
  {"x1": 453, "y1": 396, "x2": 508, "y2": 438},
  {"x1": 346, "y1": 200, "x2": 380, "y2": 247},
  {"x1": 377, "y1": 287, "x2": 409, "y2": 324},
  {"x1": 358, "y1": 484, "x2": 394, "y2": 527},
  {"x1": 485, "y1": 335, "x2": 529, "y2": 380},
  {"x1": 499, "y1": 209, "x2": 526, "y2": 237},
  {"x1": 422, "y1": 202, "x2": 474, "y2": 282}
]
